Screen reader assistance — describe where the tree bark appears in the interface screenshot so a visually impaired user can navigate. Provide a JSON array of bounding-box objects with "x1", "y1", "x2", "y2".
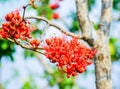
[
  {"x1": 94, "y1": 0, "x2": 113, "y2": 89},
  {"x1": 94, "y1": 30, "x2": 112, "y2": 89},
  {"x1": 76, "y1": 0, "x2": 113, "y2": 89}
]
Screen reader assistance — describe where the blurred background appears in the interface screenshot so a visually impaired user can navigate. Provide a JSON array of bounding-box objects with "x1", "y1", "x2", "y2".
[{"x1": 0, "y1": 0, "x2": 120, "y2": 89}]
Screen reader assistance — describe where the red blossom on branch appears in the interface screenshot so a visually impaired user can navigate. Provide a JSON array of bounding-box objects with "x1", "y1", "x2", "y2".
[
  {"x1": 0, "y1": 10, "x2": 31, "y2": 40},
  {"x1": 43, "y1": 36, "x2": 96, "y2": 78},
  {"x1": 0, "y1": 8, "x2": 96, "y2": 79},
  {"x1": 30, "y1": 39, "x2": 40, "y2": 49}
]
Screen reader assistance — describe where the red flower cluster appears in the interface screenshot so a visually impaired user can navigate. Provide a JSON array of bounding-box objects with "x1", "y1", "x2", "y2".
[
  {"x1": 30, "y1": 39, "x2": 40, "y2": 49},
  {"x1": 49, "y1": 1, "x2": 62, "y2": 19},
  {"x1": 0, "y1": 10, "x2": 31, "y2": 40},
  {"x1": 43, "y1": 36, "x2": 96, "y2": 78},
  {"x1": 50, "y1": 3, "x2": 59, "y2": 10},
  {"x1": 52, "y1": 13, "x2": 60, "y2": 19},
  {"x1": 49, "y1": 0, "x2": 64, "y2": 10}
]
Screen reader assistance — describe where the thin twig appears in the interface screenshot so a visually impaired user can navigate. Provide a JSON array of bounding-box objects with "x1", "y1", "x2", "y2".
[
  {"x1": 25, "y1": 16, "x2": 83, "y2": 39},
  {"x1": 22, "y1": 4, "x2": 31, "y2": 20},
  {"x1": 37, "y1": 47, "x2": 44, "y2": 50},
  {"x1": 23, "y1": 40, "x2": 30, "y2": 45},
  {"x1": 40, "y1": 23, "x2": 50, "y2": 42},
  {"x1": 13, "y1": 38, "x2": 45, "y2": 55},
  {"x1": 7, "y1": 38, "x2": 14, "y2": 43},
  {"x1": 16, "y1": 4, "x2": 30, "y2": 27},
  {"x1": 34, "y1": 50, "x2": 45, "y2": 55},
  {"x1": 16, "y1": 4, "x2": 31, "y2": 27}
]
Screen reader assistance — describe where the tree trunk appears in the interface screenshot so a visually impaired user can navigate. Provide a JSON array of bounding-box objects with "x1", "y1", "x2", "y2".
[
  {"x1": 75, "y1": 0, "x2": 113, "y2": 89},
  {"x1": 94, "y1": 0, "x2": 113, "y2": 88},
  {"x1": 94, "y1": 30, "x2": 112, "y2": 89}
]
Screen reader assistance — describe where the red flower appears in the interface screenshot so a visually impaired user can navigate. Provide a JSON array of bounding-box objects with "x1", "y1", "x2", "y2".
[
  {"x1": 0, "y1": 30, "x2": 7, "y2": 38},
  {"x1": 5, "y1": 12, "x2": 14, "y2": 21},
  {"x1": 52, "y1": 13, "x2": 60, "y2": 19},
  {"x1": 50, "y1": 3, "x2": 59, "y2": 10},
  {"x1": 30, "y1": 39, "x2": 40, "y2": 49},
  {"x1": 43, "y1": 36, "x2": 96, "y2": 78},
  {"x1": 0, "y1": 10, "x2": 32, "y2": 40}
]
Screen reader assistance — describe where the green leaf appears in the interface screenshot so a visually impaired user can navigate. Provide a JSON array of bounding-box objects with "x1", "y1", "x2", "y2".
[
  {"x1": 41, "y1": 0, "x2": 50, "y2": 4},
  {"x1": 9, "y1": 54, "x2": 14, "y2": 61},
  {"x1": 0, "y1": 39, "x2": 15, "y2": 61},
  {"x1": 68, "y1": 12, "x2": 80, "y2": 32},
  {"x1": 109, "y1": 38, "x2": 120, "y2": 61},
  {"x1": 113, "y1": 0, "x2": 120, "y2": 10},
  {"x1": 64, "y1": 85, "x2": 72, "y2": 89},
  {"x1": 37, "y1": 5, "x2": 53, "y2": 19},
  {"x1": 49, "y1": 79, "x2": 56, "y2": 86},
  {"x1": 31, "y1": 29, "x2": 43, "y2": 38},
  {"x1": 88, "y1": 0, "x2": 95, "y2": 11},
  {"x1": 94, "y1": 24, "x2": 99, "y2": 30},
  {"x1": 109, "y1": 43, "x2": 115, "y2": 55},
  {"x1": 1, "y1": 43, "x2": 8, "y2": 50}
]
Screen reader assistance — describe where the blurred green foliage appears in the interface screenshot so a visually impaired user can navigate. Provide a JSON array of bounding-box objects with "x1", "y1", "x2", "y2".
[
  {"x1": 35, "y1": 0, "x2": 53, "y2": 20},
  {"x1": 69, "y1": 12, "x2": 80, "y2": 32},
  {"x1": 31, "y1": 29, "x2": 43, "y2": 38},
  {"x1": 88, "y1": 0, "x2": 95, "y2": 11},
  {"x1": 113, "y1": 0, "x2": 120, "y2": 10},
  {"x1": 43, "y1": 69, "x2": 77, "y2": 89},
  {"x1": 21, "y1": 75, "x2": 38, "y2": 89},
  {"x1": 0, "y1": 0, "x2": 10, "y2": 3},
  {"x1": 0, "y1": 39, "x2": 15, "y2": 61},
  {"x1": 109, "y1": 38, "x2": 120, "y2": 61},
  {"x1": 37, "y1": 4, "x2": 53, "y2": 19},
  {"x1": 24, "y1": 49, "x2": 35, "y2": 59}
]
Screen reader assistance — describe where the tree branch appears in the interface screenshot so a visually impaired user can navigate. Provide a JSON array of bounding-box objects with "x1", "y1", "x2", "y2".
[
  {"x1": 99, "y1": 0, "x2": 113, "y2": 36},
  {"x1": 7, "y1": 38, "x2": 54, "y2": 74},
  {"x1": 40, "y1": 23, "x2": 50, "y2": 42},
  {"x1": 25, "y1": 16, "x2": 83, "y2": 39},
  {"x1": 75, "y1": 0, "x2": 94, "y2": 39},
  {"x1": 6, "y1": 38, "x2": 45, "y2": 55},
  {"x1": 22, "y1": 4, "x2": 31, "y2": 20}
]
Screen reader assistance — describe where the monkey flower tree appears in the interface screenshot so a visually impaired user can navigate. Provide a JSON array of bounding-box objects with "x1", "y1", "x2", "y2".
[{"x1": 0, "y1": 0, "x2": 113, "y2": 89}]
